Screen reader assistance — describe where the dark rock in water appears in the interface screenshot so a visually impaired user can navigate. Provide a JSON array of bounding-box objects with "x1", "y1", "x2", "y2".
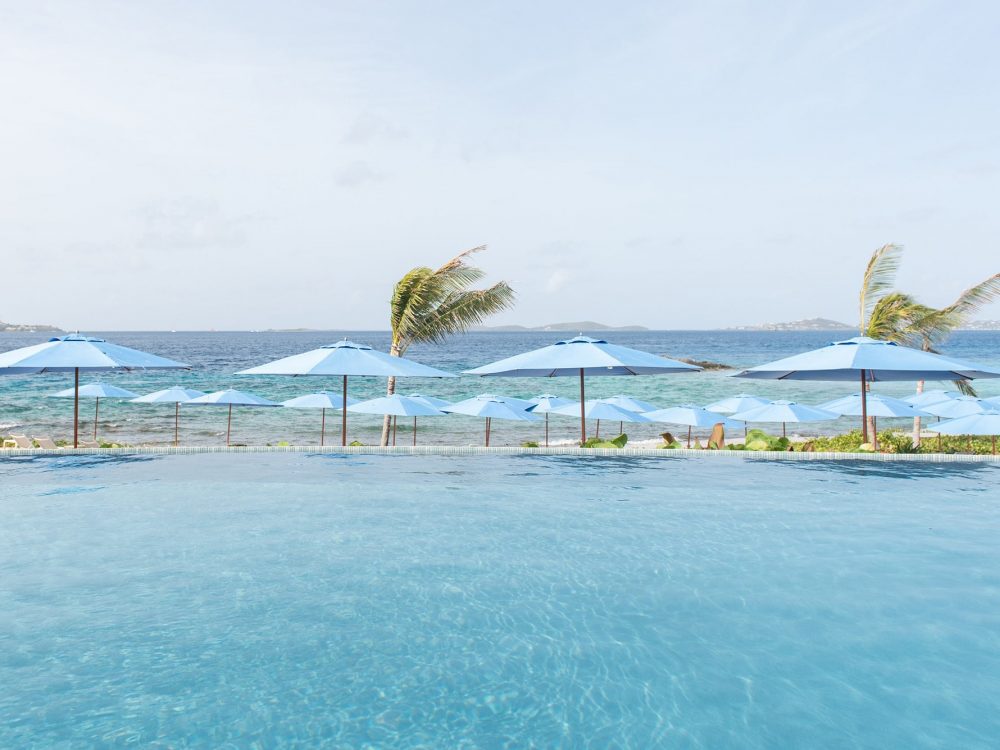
[{"x1": 673, "y1": 357, "x2": 731, "y2": 370}]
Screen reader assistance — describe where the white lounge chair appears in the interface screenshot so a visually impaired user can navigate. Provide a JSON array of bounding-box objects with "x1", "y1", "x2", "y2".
[
  {"x1": 3, "y1": 435, "x2": 34, "y2": 449},
  {"x1": 33, "y1": 436, "x2": 59, "y2": 449}
]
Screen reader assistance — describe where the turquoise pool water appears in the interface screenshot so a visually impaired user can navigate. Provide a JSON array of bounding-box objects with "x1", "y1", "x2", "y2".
[{"x1": 1, "y1": 454, "x2": 998, "y2": 748}]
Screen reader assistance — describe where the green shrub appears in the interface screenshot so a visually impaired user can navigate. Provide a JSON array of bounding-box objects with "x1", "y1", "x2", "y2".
[
  {"x1": 582, "y1": 434, "x2": 628, "y2": 449},
  {"x1": 521, "y1": 441, "x2": 539, "y2": 448}
]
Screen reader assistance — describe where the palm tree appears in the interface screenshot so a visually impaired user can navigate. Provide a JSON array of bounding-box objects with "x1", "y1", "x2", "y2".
[
  {"x1": 380, "y1": 246, "x2": 515, "y2": 446},
  {"x1": 859, "y1": 244, "x2": 1000, "y2": 444}
]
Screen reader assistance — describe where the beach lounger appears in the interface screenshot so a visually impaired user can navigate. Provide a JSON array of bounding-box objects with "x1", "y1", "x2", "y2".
[
  {"x1": 3, "y1": 435, "x2": 34, "y2": 449},
  {"x1": 76, "y1": 440, "x2": 100, "y2": 449},
  {"x1": 33, "y1": 437, "x2": 59, "y2": 449}
]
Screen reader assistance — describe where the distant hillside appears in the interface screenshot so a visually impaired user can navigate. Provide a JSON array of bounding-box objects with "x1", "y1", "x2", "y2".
[
  {"x1": 475, "y1": 321, "x2": 649, "y2": 332},
  {"x1": 961, "y1": 320, "x2": 1000, "y2": 331},
  {"x1": 0, "y1": 319, "x2": 62, "y2": 333},
  {"x1": 727, "y1": 317, "x2": 853, "y2": 332}
]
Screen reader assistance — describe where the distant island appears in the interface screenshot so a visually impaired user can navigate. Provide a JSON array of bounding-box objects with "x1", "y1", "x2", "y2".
[
  {"x1": 961, "y1": 320, "x2": 1000, "y2": 331},
  {"x1": 0, "y1": 319, "x2": 62, "y2": 333},
  {"x1": 474, "y1": 321, "x2": 649, "y2": 332},
  {"x1": 727, "y1": 317, "x2": 854, "y2": 332}
]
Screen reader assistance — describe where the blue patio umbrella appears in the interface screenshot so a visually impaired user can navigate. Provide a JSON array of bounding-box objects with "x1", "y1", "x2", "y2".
[
  {"x1": 920, "y1": 396, "x2": 989, "y2": 419},
  {"x1": 442, "y1": 395, "x2": 541, "y2": 447},
  {"x1": 730, "y1": 400, "x2": 838, "y2": 439},
  {"x1": 238, "y1": 340, "x2": 454, "y2": 446},
  {"x1": 597, "y1": 395, "x2": 660, "y2": 435},
  {"x1": 0, "y1": 334, "x2": 189, "y2": 447},
  {"x1": 550, "y1": 399, "x2": 652, "y2": 439},
  {"x1": 527, "y1": 394, "x2": 577, "y2": 447},
  {"x1": 818, "y1": 393, "x2": 930, "y2": 450},
  {"x1": 903, "y1": 389, "x2": 964, "y2": 407},
  {"x1": 50, "y1": 382, "x2": 139, "y2": 442},
  {"x1": 933, "y1": 410, "x2": 1000, "y2": 454},
  {"x1": 643, "y1": 405, "x2": 742, "y2": 447},
  {"x1": 705, "y1": 394, "x2": 771, "y2": 414},
  {"x1": 131, "y1": 386, "x2": 207, "y2": 446},
  {"x1": 281, "y1": 392, "x2": 359, "y2": 447},
  {"x1": 465, "y1": 335, "x2": 700, "y2": 443},
  {"x1": 732, "y1": 336, "x2": 1000, "y2": 443},
  {"x1": 185, "y1": 389, "x2": 279, "y2": 446},
  {"x1": 348, "y1": 394, "x2": 446, "y2": 446},
  {"x1": 985, "y1": 395, "x2": 1000, "y2": 408},
  {"x1": 406, "y1": 394, "x2": 453, "y2": 409}
]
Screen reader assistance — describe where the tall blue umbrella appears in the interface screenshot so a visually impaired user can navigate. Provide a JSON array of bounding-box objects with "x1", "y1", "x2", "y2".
[
  {"x1": 50, "y1": 382, "x2": 139, "y2": 442},
  {"x1": 185, "y1": 389, "x2": 279, "y2": 446},
  {"x1": 527, "y1": 394, "x2": 577, "y2": 447},
  {"x1": 348, "y1": 394, "x2": 446, "y2": 446},
  {"x1": 0, "y1": 334, "x2": 189, "y2": 447},
  {"x1": 238, "y1": 340, "x2": 454, "y2": 446},
  {"x1": 442, "y1": 395, "x2": 541, "y2": 447},
  {"x1": 131, "y1": 386, "x2": 207, "y2": 446},
  {"x1": 732, "y1": 336, "x2": 1000, "y2": 442},
  {"x1": 281, "y1": 392, "x2": 359, "y2": 447},
  {"x1": 465, "y1": 335, "x2": 700, "y2": 443}
]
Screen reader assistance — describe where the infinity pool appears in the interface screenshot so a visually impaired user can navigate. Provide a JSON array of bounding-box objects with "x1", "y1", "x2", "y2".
[{"x1": 1, "y1": 454, "x2": 998, "y2": 748}]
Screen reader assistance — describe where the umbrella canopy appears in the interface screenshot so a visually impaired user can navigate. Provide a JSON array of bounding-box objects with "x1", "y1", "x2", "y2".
[
  {"x1": 981, "y1": 395, "x2": 1000, "y2": 408},
  {"x1": 465, "y1": 335, "x2": 700, "y2": 443},
  {"x1": 933, "y1": 411, "x2": 1000, "y2": 454},
  {"x1": 903, "y1": 389, "x2": 964, "y2": 407},
  {"x1": 818, "y1": 393, "x2": 929, "y2": 418},
  {"x1": 704, "y1": 394, "x2": 771, "y2": 414},
  {"x1": 281, "y1": 391, "x2": 360, "y2": 447},
  {"x1": 730, "y1": 400, "x2": 838, "y2": 438},
  {"x1": 348, "y1": 394, "x2": 447, "y2": 446},
  {"x1": 643, "y1": 404, "x2": 741, "y2": 447},
  {"x1": 551, "y1": 399, "x2": 652, "y2": 422},
  {"x1": 130, "y1": 386, "x2": 207, "y2": 446},
  {"x1": 50, "y1": 383, "x2": 139, "y2": 399},
  {"x1": 598, "y1": 394, "x2": 660, "y2": 413},
  {"x1": 49, "y1": 382, "x2": 140, "y2": 443},
  {"x1": 443, "y1": 395, "x2": 540, "y2": 447},
  {"x1": 0, "y1": 334, "x2": 189, "y2": 447},
  {"x1": 732, "y1": 336, "x2": 1000, "y2": 442},
  {"x1": 920, "y1": 397, "x2": 990, "y2": 419},
  {"x1": 238, "y1": 340, "x2": 454, "y2": 446},
  {"x1": 526, "y1": 394, "x2": 578, "y2": 447},
  {"x1": 406, "y1": 393, "x2": 453, "y2": 409},
  {"x1": 185, "y1": 389, "x2": 279, "y2": 446}
]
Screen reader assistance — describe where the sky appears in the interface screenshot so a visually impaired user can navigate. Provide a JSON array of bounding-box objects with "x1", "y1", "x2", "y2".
[{"x1": 1, "y1": 0, "x2": 999, "y2": 331}]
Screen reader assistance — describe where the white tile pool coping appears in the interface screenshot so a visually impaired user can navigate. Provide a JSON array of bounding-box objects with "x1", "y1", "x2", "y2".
[{"x1": 0, "y1": 445, "x2": 998, "y2": 462}]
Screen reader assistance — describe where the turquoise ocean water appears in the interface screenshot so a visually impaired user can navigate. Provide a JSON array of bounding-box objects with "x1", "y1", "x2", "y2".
[
  {"x1": 1, "y1": 330, "x2": 998, "y2": 445},
  {"x1": 1, "y1": 453, "x2": 998, "y2": 747}
]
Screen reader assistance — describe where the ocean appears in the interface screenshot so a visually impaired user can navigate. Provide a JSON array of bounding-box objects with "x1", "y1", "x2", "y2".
[{"x1": 1, "y1": 330, "x2": 998, "y2": 447}]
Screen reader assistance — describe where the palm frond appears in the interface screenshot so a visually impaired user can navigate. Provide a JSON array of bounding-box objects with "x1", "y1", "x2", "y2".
[
  {"x1": 859, "y1": 243, "x2": 903, "y2": 333},
  {"x1": 941, "y1": 273, "x2": 1000, "y2": 322},
  {"x1": 864, "y1": 292, "x2": 927, "y2": 343},
  {"x1": 405, "y1": 283, "x2": 516, "y2": 346}
]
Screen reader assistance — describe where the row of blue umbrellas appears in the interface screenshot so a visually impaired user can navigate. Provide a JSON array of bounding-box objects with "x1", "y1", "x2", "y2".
[{"x1": 2, "y1": 333, "x2": 999, "y2": 449}]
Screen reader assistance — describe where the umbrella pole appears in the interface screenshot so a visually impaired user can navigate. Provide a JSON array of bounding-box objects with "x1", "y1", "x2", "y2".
[
  {"x1": 873, "y1": 416, "x2": 878, "y2": 451},
  {"x1": 73, "y1": 367, "x2": 79, "y2": 448},
  {"x1": 782, "y1": 422, "x2": 786, "y2": 439},
  {"x1": 596, "y1": 419, "x2": 600, "y2": 438},
  {"x1": 94, "y1": 397, "x2": 100, "y2": 442},
  {"x1": 321, "y1": 408, "x2": 326, "y2": 447},
  {"x1": 485, "y1": 417, "x2": 491, "y2": 447},
  {"x1": 342, "y1": 376, "x2": 348, "y2": 447},
  {"x1": 392, "y1": 416, "x2": 397, "y2": 447},
  {"x1": 413, "y1": 417, "x2": 417, "y2": 447},
  {"x1": 860, "y1": 371, "x2": 868, "y2": 444},
  {"x1": 619, "y1": 420, "x2": 623, "y2": 436},
  {"x1": 687, "y1": 426, "x2": 691, "y2": 448},
  {"x1": 175, "y1": 403, "x2": 180, "y2": 447},
  {"x1": 579, "y1": 368, "x2": 586, "y2": 445},
  {"x1": 227, "y1": 404, "x2": 232, "y2": 447},
  {"x1": 545, "y1": 413, "x2": 549, "y2": 448}
]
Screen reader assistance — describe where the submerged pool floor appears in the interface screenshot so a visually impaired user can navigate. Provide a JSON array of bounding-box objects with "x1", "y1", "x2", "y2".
[{"x1": 1, "y1": 453, "x2": 998, "y2": 748}]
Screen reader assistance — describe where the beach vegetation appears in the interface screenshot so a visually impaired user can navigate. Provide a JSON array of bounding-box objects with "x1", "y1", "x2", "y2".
[
  {"x1": 582, "y1": 434, "x2": 628, "y2": 449},
  {"x1": 381, "y1": 246, "x2": 515, "y2": 445}
]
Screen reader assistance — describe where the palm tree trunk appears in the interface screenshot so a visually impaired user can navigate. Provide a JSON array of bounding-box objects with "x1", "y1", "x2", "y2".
[
  {"x1": 380, "y1": 343, "x2": 402, "y2": 446},
  {"x1": 912, "y1": 379, "x2": 924, "y2": 447}
]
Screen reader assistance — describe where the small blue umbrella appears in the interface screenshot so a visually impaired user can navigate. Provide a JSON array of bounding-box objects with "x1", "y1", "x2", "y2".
[
  {"x1": 920, "y1": 397, "x2": 989, "y2": 419},
  {"x1": 732, "y1": 336, "x2": 1000, "y2": 443},
  {"x1": 0, "y1": 334, "x2": 189, "y2": 447},
  {"x1": 131, "y1": 386, "x2": 207, "y2": 446},
  {"x1": 348, "y1": 394, "x2": 446, "y2": 446},
  {"x1": 465, "y1": 335, "x2": 700, "y2": 443},
  {"x1": 550, "y1": 399, "x2": 651, "y2": 439},
  {"x1": 281, "y1": 392, "x2": 360, "y2": 447},
  {"x1": 185, "y1": 389, "x2": 279, "y2": 446},
  {"x1": 238, "y1": 340, "x2": 454, "y2": 446},
  {"x1": 705, "y1": 394, "x2": 771, "y2": 414},
  {"x1": 903, "y1": 389, "x2": 964, "y2": 407},
  {"x1": 406, "y1": 393, "x2": 453, "y2": 409},
  {"x1": 730, "y1": 400, "x2": 838, "y2": 439},
  {"x1": 933, "y1": 410, "x2": 1000, "y2": 454},
  {"x1": 980, "y1": 395, "x2": 1000, "y2": 408},
  {"x1": 442, "y1": 395, "x2": 541, "y2": 447},
  {"x1": 527, "y1": 394, "x2": 578, "y2": 447},
  {"x1": 643, "y1": 405, "x2": 742, "y2": 447},
  {"x1": 50, "y1": 382, "x2": 140, "y2": 442},
  {"x1": 818, "y1": 393, "x2": 930, "y2": 451},
  {"x1": 598, "y1": 395, "x2": 661, "y2": 437}
]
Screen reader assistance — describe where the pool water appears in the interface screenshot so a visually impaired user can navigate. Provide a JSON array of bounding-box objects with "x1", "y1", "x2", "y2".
[{"x1": 1, "y1": 454, "x2": 998, "y2": 748}]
